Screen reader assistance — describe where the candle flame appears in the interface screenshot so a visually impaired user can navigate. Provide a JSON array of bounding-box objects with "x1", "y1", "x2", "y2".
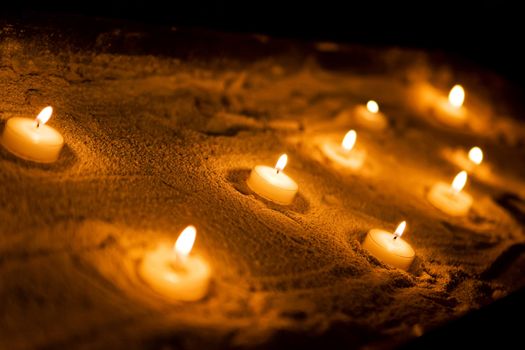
[
  {"x1": 468, "y1": 146, "x2": 483, "y2": 165},
  {"x1": 275, "y1": 154, "x2": 288, "y2": 172},
  {"x1": 394, "y1": 221, "x2": 407, "y2": 238},
  {"x1": 451, "y1": 171, "x2": 467, "y2": 193},
  {"x1": 448, "y1": 85, "x2": 465, "y2": 108},
  {"x1": 174, "y1": 225, "x2": 197, "y2": 258},
  {"x1": 366, "y1": 100, "x2": 379, "y2": 114},
  {"x1": 35, "y1": 106, "x2": 53, "y2": 126},
  {"x1": 342, "y1": 130, "x2": 357, "y2": 151}
]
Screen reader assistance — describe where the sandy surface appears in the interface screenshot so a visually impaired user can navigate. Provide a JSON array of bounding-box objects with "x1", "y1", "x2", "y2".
[{"x1": 1, "y1": 17, "x2": 525, "y2": 350}]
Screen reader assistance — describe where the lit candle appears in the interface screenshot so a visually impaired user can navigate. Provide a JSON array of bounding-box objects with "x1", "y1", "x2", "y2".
[
  {"x1": 468, "y1": 146, "x2": 483, "y2": 165},
  {"x1": 139, "y1": 225, "x2": 211, "y2": 301},
  {"x1": 353, "y1": 100, "x2": 388, "y2": 130},
  {"x1": 1, "y1": 106, "x2": 64, "y2": 163},
  {"x1": 247, "y1": 154, "x2": 298, "y2": 205},
  {"x1": 427, "y1": 170, "x2": 473, "y2": 216},
  {"x1": 448, "y1": 146, "x2": 485, "y2": 173},
  {"x1": 362, "y1": 221, "x2": 415, "y2": 271},
  {"x1": 319, "y1": 129, "x2": 366, "y2": 169},
  {"x1": 433, "y1": 84, "x2": 467, "y2": 127}
]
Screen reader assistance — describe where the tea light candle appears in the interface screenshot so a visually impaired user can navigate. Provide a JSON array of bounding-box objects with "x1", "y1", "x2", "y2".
[
  {"x1": 1, "y1": 106, "x2": 64, "y2": 163},
  {"x1": 139, "y1": 226, "x2": 211, "y2": 301},
  {"x1": 353, "y1": 100, "x2": 388, "y2": 130},
  {"x1": 247, "y1": 154, "x2": 298, "y2": 205},
  {"x1": 446, "y1": 146, "x2": 497, "y2": 188},
  {"x1": 433, "y1": 84, "x2": 467, "y2": 127},
  {"x1": 320, "y1": 130, "x2": 366, "y2": 169},
  {"x1": 362, "y1": 221, "x2": 415, "y2": 271},
  {"x1": 448, "y1": 146, "x2": 488, "y2": 172},
  {"x1": 427, "y1": 170, "x2": 473, "y2": 216}
]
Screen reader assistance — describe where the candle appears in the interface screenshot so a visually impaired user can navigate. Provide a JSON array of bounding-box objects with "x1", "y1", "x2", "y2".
[
  {"x1": 448, "y1": 146, "x2": 486, "y2": 173},
  {"x1": 1, "y1": 106, "x2": 64, "y2": 163},
  {"x1": 362, "y1": 221, "x2": 415, "y2": 271},
  {"x1": 433, "y1": 84, "x2": 467, "y2": 127},
  {"x1": 247, "y1": 154, "x2": 298, "y2": 205},
  {"x1": 139, "y1": 225, "x2": 211, "y2": 301},
  {"x1": 319, "y1": 129, "x2": 366, "y2": 169},
  {"x1": 353, "y1": 100, "x2": 388, "y2": 130},
  {"x1": 468, "y1": 146, "x2": 483, "y2": 166},
  {"x1": 427, "y1": 170, "x2": 473, "y2": 216}
]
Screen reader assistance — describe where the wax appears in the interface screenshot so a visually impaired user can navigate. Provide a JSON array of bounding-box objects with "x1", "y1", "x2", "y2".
[
  {"x1": 353, "y1": 100, "x2": 388, "y2": 130},
  {"x1": 1, "y1": 107, "x2": 64, "y2": 163},
  {"x1": 247, "y1": 154, "x2": 298, "y2": 205},
  {"x1": 362, "y1": 222, "x2": 415, "y2": 271},
  {"x1": 139, "y1": 226, "x2": 211, "y2": 301}
]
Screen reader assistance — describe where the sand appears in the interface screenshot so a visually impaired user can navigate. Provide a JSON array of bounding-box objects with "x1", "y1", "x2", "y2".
[{"x1": 1, "y1": 16, "x2": 525, "y2": 350}]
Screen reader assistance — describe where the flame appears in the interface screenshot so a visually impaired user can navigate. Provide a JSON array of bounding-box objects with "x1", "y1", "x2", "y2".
[
  {"x1": 275, "y1": 154, "x2": 288, "y2": 172},
  {"x1": 451, "y1": 171, "x2": 467, "y2": 193},
  {"x1": 468, "y1": 146, "x2": 483, "y2": 165},
  {"x1": 448, "y1": 85, "x2": 465, "y2": 108},
  {"x1": 35, "y1": 106, "x2": 53, "y2": 126},
  {"x1": 174, "y1": 225, "x2": 197, "y2": 258},
  {"x1": 342, "y1": 130, "x2": 357, "y2": 151},
  {"x1": 394, "y1": 221, "x2": 407, "y2": 238},
  {"x1": 366, "y1": 100, "x2": 379, "y2": 114}
]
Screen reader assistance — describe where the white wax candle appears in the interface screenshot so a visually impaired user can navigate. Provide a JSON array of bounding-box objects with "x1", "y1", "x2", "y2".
[
  {"x1": 362, "y1": 221, "x2": 415, "y2": 271},
  {"x1": 353, "y1": 100, "x2": 388, "y2": 130},
  {"x1": 427, "y1": 171, "x2": 473, "y2": 217},
  {"x1": 139, "y1": 226, "x2": 211, "y2": 301},
  {"x1": 433, "y1": 85, "x2": 467, "y2": 127},
  {"x1": 1, "y1": 106, "x2": 64, "y2": 163},
  {"x1": 446, "y1": 146, "x2": 491, "y2": 178},
  {"x1": 247, "y1": 154, "x2": 298, "y2": 205},
  {"x1": 320, "y1": 130, "x2": 366, "y2": 169}
]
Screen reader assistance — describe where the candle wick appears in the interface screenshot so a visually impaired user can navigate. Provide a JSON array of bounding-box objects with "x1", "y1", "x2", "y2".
[
  {"x1": 393, "y1": 235, "x2": 398, "y2": 240},
  {"x1": 275, "y1": 168, "x2": 280, "y2": 175}
]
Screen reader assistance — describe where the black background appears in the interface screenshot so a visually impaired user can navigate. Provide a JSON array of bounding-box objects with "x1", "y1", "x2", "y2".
[
  {"x1": 2, "y1": 1, "x2": 525, "y2": 348},
  {"x1": 4, "y1": 1, "x2": 525, "y2": 87}
]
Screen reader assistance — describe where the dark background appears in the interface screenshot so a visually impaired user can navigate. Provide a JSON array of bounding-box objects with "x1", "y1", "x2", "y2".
[
  {"x1": 3, "y1": 0, "x2": 525, "y2": 87},
  {"x1": 2, "y1": 1, "x2": 525, "y2": 348}
]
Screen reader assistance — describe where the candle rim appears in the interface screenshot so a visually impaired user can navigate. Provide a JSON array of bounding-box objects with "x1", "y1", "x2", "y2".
[
  {"x1": 253, "y1": 165, "x2": 298, "y2": 191},
  {"x1": 6, "y1": 117, "x2": 64, "y2": 145},
  {"x1": 368, "y1": 228, "x2": 415, "y2": 258}
]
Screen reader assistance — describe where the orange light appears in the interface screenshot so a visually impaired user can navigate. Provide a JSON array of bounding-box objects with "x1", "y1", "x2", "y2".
[
  {"x1": 394, "y1": 221, "x2": 407, "y2": 238},
  {"x1": 35, "y1": 106, "x2": 53, "y2": 127},
  {"x1": 448, "y1": 85, "x2": 465, "y2": 108},
  {"x1": 275, "y1": 154, "x2": 288, "y2": 172},
  {"x1": 342, "y1": 130, "x2": 357, "y2": 151},
  {"x1": 468, "y1": 146, "x2": 483, "y2": 165},
  {"x1": 174, "y1": 225, "x2": 197, "y2": 259},
  {"x1": 366, "y1": 100, "x2": 379, "y2": 114},
  {"x1": 451, "y1": 171, "x2": 467, "y2": 193}
]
